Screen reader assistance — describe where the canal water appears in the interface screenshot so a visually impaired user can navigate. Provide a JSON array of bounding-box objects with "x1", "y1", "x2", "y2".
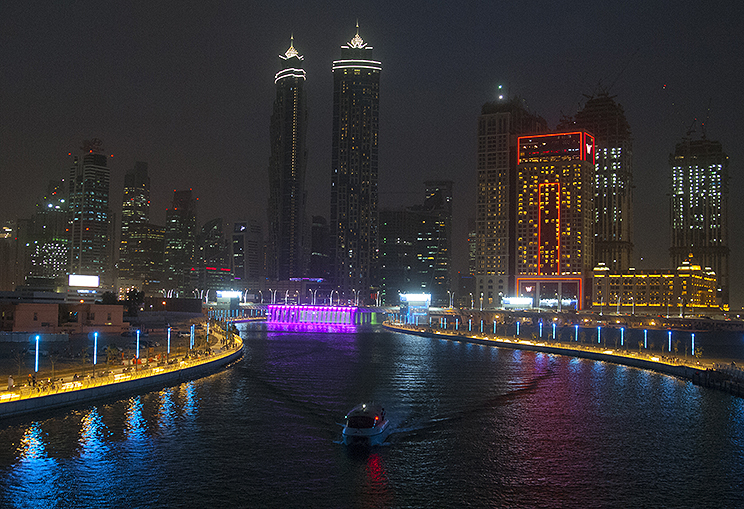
[{"x1": 1, "y1": 324, "x2": 743, "y2": 507}]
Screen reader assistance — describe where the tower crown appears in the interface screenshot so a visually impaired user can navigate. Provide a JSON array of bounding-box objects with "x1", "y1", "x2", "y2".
[
  {"x1": 280, "y1": 35, "x2": 304, "y2": 61},
  {"x1": 342, "y1": 22, "x2": 372, "y2": 50}
]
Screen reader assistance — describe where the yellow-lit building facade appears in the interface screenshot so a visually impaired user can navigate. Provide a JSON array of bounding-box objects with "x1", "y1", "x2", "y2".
[
  {"x1": 515, "y1": 132, "x2": 595, "y2": 309},
  {"x1": 592, "y1": 258, "x2": 719, "y2": 314}
]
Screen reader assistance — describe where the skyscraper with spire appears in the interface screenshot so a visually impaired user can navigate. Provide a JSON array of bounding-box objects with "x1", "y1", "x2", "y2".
[
  {"x1": 475, "y1": 97, "x2": 547, "y2": 307},
  {"x1": 268, "y1": 35, "x2": 308, "y2": 282},
  {"x1": 330, "y1": 24, "x2": 382, "y2": 303}
]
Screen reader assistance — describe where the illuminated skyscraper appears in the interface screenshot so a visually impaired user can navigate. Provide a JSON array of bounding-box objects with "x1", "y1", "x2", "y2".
[
  {"x1": 669, "y1": 136, "x2": 729, "y2": 305},
  {"x1": 163, "y1": 190, "x2": 197, "y2": 295},
  {"x1": 559, "y1": 93, "x2": 634, "y2": 271},
  {"x1": 119, "y1": 162, "x2": 164, "y2": 293},
  {"x1": 68, "y1": 139, "x2": 112, "y2": 286},
  {"x1": 515, "y1": 132, "x2": 595, "y2": 309},
  {"x1": 28, "y1": 180, "x2": 69, "y2": 287},
  {"x1": 330, "y1": 25, "x2": 382, "y2": 303},
  {"x1": 268, "y1": 36, "x2": 308, "y2": 281},
  {"x1": 476, "y1": 98, "x2": 547, "y2": 306}
]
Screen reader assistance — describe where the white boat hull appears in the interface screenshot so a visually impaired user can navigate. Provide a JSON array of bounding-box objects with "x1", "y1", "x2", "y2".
[{"x1": 342, "y1": 420, "x2": 389, "y2": 445}]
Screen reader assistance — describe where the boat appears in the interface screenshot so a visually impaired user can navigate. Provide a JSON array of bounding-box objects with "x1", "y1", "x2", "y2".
[{"x1": 342, "y1": 403, "x2": 388, "y2": 445}]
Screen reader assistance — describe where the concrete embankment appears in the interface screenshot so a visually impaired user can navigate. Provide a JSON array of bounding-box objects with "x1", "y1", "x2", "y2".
[
  {"x1": 0, "y1": 343, "x2": 243, "y2": 420},
  {"x1": 383, "y1": 323, "x2": 716, "y2": 389}
]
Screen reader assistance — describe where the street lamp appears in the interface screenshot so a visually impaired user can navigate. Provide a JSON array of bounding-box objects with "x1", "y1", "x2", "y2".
[
  {"x1": 480, "y1": 292, "x2": 483, "y2": 311},
  {"x1": 136, "y1": 329, "x2": 141, "y2": 371},
  {"x1": 93, "y1": 331, "x2": 98, "y2": 377},
  {"x1": 34, "y1": 334, "x2": 40, "y2": 374},
  {"x1": 447, "y1": 290, "x2": 453, "y2": 308},
  {"x1": 167, "y1": 326, "x2": 171, "y2": 360}
]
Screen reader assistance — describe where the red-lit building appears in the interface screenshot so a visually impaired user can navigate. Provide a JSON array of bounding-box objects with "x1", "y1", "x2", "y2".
[{"x1": 515, "y1": 132, "x2": 595, "y2": 309}]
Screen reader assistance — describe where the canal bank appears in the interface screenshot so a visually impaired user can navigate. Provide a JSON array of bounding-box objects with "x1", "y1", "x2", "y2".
[
  {"x1": 0, "y1": 336, "x2": 243, "y2": 419},
  {"x1": 383, "y1": 322, "x2": 744, "y2": 397}
]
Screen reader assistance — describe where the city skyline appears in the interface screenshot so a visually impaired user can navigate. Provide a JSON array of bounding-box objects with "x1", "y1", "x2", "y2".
[{"x1": 1, "y1": 2, "x2": 742, "y2": 303}]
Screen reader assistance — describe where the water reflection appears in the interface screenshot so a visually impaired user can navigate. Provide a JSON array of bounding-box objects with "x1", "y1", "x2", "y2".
[
  {"x1": 79, "y1": 407, "x2": 108, "y2": 459},
  {"x1": 8, "y1": 422, "x2": 60, "y2": 508},
  {"x1": 158, "y1": 388, "x2": 177, "y2": 430},
  {"x1": 361, "y1": 452, "x2": 392, "y2": 508},
  {"x1": 125, "y1": 396, "x2": 147, "y2": 440},
  {"x1": 182, "y1": 381, "x2": 199, "y2": 420}
]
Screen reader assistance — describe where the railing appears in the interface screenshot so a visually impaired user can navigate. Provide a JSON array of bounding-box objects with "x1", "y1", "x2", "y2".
[{"x1": 1, "y1": 332, "x2": 242, "y2": 404}]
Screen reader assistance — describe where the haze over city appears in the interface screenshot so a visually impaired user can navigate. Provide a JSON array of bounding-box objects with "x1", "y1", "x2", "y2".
[{"x1": 1, "y1": 1, "x2": 742, "y2": 303}]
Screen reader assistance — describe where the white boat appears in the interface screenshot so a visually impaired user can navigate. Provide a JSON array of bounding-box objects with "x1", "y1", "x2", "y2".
[{"x1": 342, "y1": 403, "x2": 388, "y2": 445}]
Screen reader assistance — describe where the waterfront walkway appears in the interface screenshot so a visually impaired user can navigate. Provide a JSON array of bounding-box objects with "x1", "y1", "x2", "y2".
[
  {"x1": 0, "y1": 325, "x2": 243, "y2": 414},
  {"x1": 383, "y1": 321, "x2": 744, "y2": 397}
]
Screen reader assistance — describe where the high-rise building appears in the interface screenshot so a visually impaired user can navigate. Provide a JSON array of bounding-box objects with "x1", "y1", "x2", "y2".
[
  {"x1": 120, "y1": 162, "x2": 150, "y2": 274},
  {"x1": 308, "y1": 216, "x2": 330, "y2": 279},
  {"x1": 68, "y1": 139, "x2": 112, "y2": 287},
  {"x1": 515, "y1": 132, "x2": 595, "y2": 309},
  {"x1": 467, "y1": 218, "x2": 477, "y2": 277},
  {"x1": 268, "y1": 36, "x2": 308, "y2": 282},
  {"x1": 118, "y1": 162, "x2": 164, "y2": 294},
  {"x1": 559, "y1": 93, "x2": 634, "y2": 271},
  {"x1": 0, "y1": 221, "x2": 23, "y2": 291},
  {"x1": 27, "y1": 180, "x2": 69, "y2": 288},
  {"x1": 330, "y1": 25, "x2": 382, "y2": 303},
  {"x1": 379, "y1": 209, "x2": 415, "y2": 305},
  {"x1": 669, "y1": 136, "x2": 729, "y2": 305},
  {"x1": 475, "y1": 98, "x2": 548, "y2": 306},
  {"x1": 379, "y1": 181, "x2": 453, "y2": 306},
  {"x1": 191, "y1": 218, "x2": 232, "y2": 293},
  {"x1": 232, "y1": 220, "x2": 264, "y2": 293},
  {"x1": 418, "y1": 181, "x2": 453, "y2": 305},
  {"x1": 163, "y1": 190, "x2": 197, "y2": 295}
]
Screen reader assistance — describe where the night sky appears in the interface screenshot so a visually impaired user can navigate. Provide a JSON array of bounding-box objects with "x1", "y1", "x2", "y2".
[{"x1": 1, "y1": 2, "x2": 742, "y2": 304}]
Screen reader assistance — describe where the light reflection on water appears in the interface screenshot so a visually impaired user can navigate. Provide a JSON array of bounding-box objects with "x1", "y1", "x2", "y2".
[
  {"x1": 79, "y1": 407, "x2": 108, "y2": 459},
  {"x1": 0, "y1": 328, "x2": 743, "y2": 507},
  {"x1": 158, "y1": 388, "x2": 177, "y2": 431},
  {"x1": 7, "y1": 422, "x2": 61, "y2": 508},
  {"x1": 125, "y1": 396, "x2": 147, "y2": 440},
  {"x1": 181, "y1": 381, "x2": 198, "y2": 420}
]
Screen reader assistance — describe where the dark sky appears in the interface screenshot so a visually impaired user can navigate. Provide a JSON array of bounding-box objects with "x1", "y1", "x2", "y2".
[{"x1": 1, "y1": 2, "x2": 742, "y2": 304}]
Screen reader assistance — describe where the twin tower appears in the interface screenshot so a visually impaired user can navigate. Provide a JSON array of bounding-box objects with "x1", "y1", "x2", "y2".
[{"x1": 267, "y1": 28, "x2": 381, "y2": 304}]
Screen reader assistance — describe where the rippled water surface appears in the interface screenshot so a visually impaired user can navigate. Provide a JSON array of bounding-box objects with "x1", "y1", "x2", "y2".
[{"x1": 1, "y1": 325, "x2": 743, "y2": 508}]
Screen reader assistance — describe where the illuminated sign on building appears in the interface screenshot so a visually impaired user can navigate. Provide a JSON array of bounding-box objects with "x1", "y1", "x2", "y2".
[
  {"x1": 68, "y1": 274, "x2": 100, "y2": 287},
  {"x1": 517, "y1": 132, "x2": 595, "y2": 165}
]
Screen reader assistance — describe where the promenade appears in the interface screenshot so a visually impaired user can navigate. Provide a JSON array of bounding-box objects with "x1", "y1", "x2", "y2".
[
  {"x1": 383, "y1": 321, "x2": 744, "y2": 397},
  {"x1": 0, "y1": 322, "x2": 243, "y2": 418}
]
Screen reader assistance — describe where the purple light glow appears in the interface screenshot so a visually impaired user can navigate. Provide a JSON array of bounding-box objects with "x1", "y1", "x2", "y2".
[{"x1": 267, "y1": 304, "x2": 365, "y2": 326}]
